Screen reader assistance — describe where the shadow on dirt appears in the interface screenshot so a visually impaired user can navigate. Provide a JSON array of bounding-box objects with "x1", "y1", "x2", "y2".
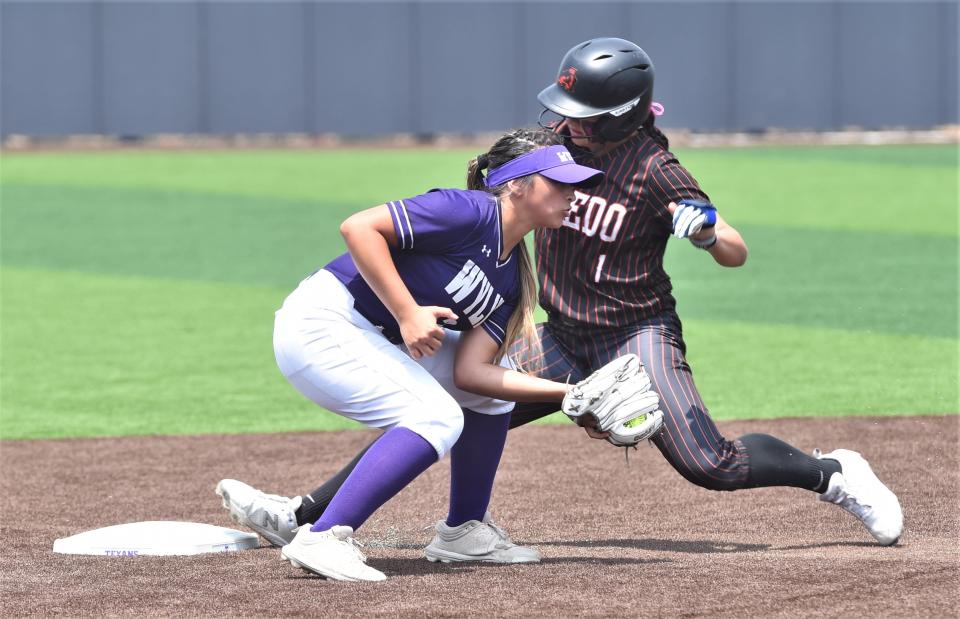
[
  {"x1": 538, "y1": 556, "x2": 672, "y2": 566},
  {"x1": 532, "y1": 538, "x2": 769, "y2": 554},
  {"x1": 282, "y1": 554, "x2": 671, "y2": 582},
  {"x1": 774, "y1": 541, "x2": 888, "y2": 550}
]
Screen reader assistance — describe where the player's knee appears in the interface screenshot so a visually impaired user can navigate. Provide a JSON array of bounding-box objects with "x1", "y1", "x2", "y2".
[
  {"x1": 689, "y1": 469, "x2": 746, "y2": 492},
  {"x1": 431, "y1": 397, "x2": 465, "y2": 456},
  {"x1": 398, "y1": 395, "x2": 463, "y2": 458},
  {"x1": 656, "y1": 407, "x2": 748, "y2": 491},
  {"x1": 668, "y1": 451, "x2": 748, "y2": 492}
]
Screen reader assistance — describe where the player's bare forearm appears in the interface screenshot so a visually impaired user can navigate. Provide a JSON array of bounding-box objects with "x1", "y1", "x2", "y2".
[
  {"x1": 456, "y1": 363, "x2": 570, "y2": 403},
  {"x1": 454, "y1": 328, "x2": 570, "y2": 402},
  {"x1": 706, "y1": 223, "x2": 748, "y2": 267},
  {"x1": 701, "y1": 215, "x2": 748, "y2": 267},
  {"x1": 341, "y1": 207, "x2": 456, "y2": 358}
]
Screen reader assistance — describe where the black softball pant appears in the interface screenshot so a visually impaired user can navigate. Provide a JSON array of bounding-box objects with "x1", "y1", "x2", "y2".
[{"x1": 509, "y1": 313, "x2": 750, "y2": 491}]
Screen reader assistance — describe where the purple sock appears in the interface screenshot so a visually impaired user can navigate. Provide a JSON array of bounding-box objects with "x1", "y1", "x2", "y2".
[
  {"x1": 311, "y1": 427, "x2": 438, "y2": 532},
  {"x1": 446, "y1": 409, "x2": 510, "y2": 527}
]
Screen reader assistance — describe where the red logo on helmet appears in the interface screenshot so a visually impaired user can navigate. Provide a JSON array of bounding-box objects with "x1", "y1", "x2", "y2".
[{"x1": 558, "y1": 67, "x2": 577, "y2": 92}]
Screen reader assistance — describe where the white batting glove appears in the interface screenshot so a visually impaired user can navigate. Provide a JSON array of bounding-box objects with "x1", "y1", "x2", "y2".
[{"x1": 672, "y1": 199, "x2": 718, "y2": 240}]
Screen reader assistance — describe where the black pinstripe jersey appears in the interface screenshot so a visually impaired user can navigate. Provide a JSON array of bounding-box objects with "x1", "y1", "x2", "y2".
[{"x1": 536, "y1": 130, "x2": 710, "y2": 327}]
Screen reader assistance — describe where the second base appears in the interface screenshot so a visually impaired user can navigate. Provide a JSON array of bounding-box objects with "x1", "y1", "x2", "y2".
[{"x1": 53, "y1": 521, "x2": 260, "y2": 556}]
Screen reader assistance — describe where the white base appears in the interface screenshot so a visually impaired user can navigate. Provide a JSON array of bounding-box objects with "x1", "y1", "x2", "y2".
[{"x1": 53, "y1": 521, "x2": 260, "y2": 556}]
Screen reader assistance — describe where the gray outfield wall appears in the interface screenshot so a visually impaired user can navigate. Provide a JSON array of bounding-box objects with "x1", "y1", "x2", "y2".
[{"x1": 2, "y1": 0, "x2": 958, "y2": 137}]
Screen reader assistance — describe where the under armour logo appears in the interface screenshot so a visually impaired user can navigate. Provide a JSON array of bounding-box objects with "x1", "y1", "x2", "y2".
[{"x1": 481, "y1": 245, "x2": 492, "y2": 258}]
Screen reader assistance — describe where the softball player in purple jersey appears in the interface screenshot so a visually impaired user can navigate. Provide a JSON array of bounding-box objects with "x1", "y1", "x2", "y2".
[
  {"x1": 219, "y1": 129, "x2": 603, "y2": 581},
  {"x1": 220, "y1": 39, "x2": 902, "y2": 556}
]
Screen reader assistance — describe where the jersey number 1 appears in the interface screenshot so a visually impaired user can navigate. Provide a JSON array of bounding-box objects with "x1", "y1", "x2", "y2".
[{"x1": 595, "y1": 254, "x2": 607, "y2": 282}]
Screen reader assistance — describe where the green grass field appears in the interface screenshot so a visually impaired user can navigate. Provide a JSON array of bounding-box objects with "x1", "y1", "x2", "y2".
[{"x1": 2, "y1": 144, "x2": 957, "y2": 439}]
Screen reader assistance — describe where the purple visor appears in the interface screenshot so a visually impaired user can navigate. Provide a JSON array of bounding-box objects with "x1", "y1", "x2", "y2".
[{"x1": 485, "y1": 145, "x2": 603, "y2": 188}]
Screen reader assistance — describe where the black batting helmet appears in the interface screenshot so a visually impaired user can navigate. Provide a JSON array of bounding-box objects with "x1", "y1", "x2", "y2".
[{"x1": 538, "y1": 38, "x2": 655, "y2": 142}]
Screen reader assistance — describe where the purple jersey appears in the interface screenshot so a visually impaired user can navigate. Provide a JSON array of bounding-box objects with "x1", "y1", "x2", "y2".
[{"x1": 325, "y1": 189, "x2": 520, "y2": 346}]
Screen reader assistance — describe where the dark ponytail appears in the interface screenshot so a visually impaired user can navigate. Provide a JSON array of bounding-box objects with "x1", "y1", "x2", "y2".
[
  {"x1": 642, "y1": 113, "x2": 670, "y2": 150},
  {"x1": 466, "y1": 153, "x2": 490, "y2": 191}
]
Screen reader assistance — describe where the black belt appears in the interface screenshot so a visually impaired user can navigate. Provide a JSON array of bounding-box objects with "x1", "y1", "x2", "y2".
[
  {"x1": 547, "y1": 309, "x2": 681, "y2": 333},
  {"x1": 546, "y1": 310, "x2": 591, "y2": 331},
  {"x1": 353, "y1": 302, "x2": 404, "y2": 345}
]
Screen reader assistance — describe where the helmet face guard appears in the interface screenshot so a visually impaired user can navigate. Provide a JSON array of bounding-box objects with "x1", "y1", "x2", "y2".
[
  {"x1": 537, "y1": 100, "x2": 651, "y2": 144},
  {"x1": 595, "y1": 100, "x2": 651, "y2": 142},
  {"x1": 537, "y1": 38, "x2": 655, "y2": 143}
]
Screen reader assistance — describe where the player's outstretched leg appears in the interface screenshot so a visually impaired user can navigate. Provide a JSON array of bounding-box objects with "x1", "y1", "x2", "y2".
[
  {"x1": 424, "y1": 409, "x2": 540, "y2": 564},
  {"x1": 609, "y1": 315, "x2": 903, "y2": 545}
]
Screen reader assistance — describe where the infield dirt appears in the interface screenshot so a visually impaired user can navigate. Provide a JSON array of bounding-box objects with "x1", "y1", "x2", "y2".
[{"x1": 2, "y1": 415, "x2": 957, "y2": 617}]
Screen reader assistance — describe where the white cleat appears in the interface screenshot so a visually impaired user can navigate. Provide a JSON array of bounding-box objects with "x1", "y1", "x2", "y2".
[
  {"x1": 215, "y1": 479, "x2": 301, "y2": 547},
  {"x1": 281, "y1": 525, "x2": 386, "y2": 582},
  {"x1": 424, "y1": 511, "x2": 540, "y2": 564},
  {"x1": 815, "y1": 449, "x2": 904, "y2": 546}
]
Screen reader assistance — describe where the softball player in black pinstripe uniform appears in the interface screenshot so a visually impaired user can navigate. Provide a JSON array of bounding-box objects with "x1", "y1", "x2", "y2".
[{"x1": 220, "y1": 38, "x2": 903, "y2": 550}]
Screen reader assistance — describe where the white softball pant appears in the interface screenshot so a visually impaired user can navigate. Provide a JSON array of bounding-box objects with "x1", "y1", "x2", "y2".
[{"x1": 272, "y1": 269, "x2": 515, "y2": 458}]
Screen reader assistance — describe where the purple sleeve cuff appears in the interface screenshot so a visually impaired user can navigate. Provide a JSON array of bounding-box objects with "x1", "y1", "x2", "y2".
[
  {"x1": 481, "y1": 320, "x2": 507, "y2": 347},
  {"x1": 388, "y1": 200, "x2": 415, "y2": 250}
]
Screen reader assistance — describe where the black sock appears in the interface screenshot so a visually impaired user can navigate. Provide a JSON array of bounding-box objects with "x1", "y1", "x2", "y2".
[
  {"x1": 739, "y1": 433, "x2": 842, "y2": 493},
  {"x1": 507, "y1": 402, "x2": 561, "y2": 429},
  {"x1": 294, "y1": 435, "x2": 380, "y2": 526}
]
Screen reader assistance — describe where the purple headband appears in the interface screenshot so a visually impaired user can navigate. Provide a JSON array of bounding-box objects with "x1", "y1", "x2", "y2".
[{"x1": 485, "y1": 145, "x2": 603, "y2": 188}]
